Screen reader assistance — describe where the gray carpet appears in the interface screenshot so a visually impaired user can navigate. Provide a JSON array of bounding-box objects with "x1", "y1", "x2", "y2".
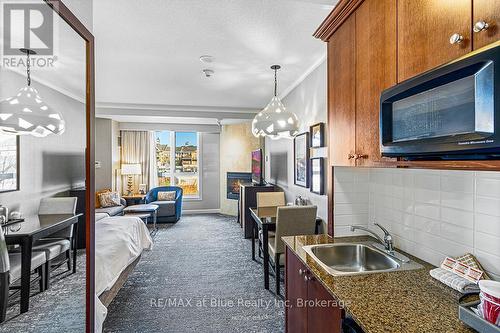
[
  {"x1": 0, "y1": 251, "x2": 86, "y2": 333},
  {"x1": 104, "y1": 214, "x2": 285, "y2": 333}
]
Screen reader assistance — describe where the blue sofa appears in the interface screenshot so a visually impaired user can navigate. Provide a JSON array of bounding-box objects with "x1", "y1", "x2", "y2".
[{"x1": 145, "y1": 186, "x2": 183, "y2": 222}]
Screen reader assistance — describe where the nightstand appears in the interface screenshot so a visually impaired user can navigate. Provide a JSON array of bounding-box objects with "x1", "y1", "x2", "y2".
[{"x1": 122, "y1": 194, "x2": 146, "y2": 206}]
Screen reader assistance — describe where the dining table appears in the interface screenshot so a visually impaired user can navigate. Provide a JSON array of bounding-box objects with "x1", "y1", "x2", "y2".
[
  {"x1": 249, "y1": 207, "x2": 322, "y2": 291},
  {"x1": 2, "y1": 213, "x2": 81, "y2": 313}
]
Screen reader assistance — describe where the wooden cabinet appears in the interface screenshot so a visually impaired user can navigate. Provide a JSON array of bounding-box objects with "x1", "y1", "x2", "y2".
[
  {"x1": 328, "y1": 15, "x2": 356, "y2": 167},
  {"x1": 239, "y1": 184, "x2": 275, "y2": 238},
  {"x1": 473, "y1": 0, "x2": 500, "y2": 49},
  {"x1": 285, "y1": 248, "x2": 343, "y2": 333},
  {"x1": 355, "y1": 0, "x2": 397, "y2": 166},
  {"x1": 397, "y1": 0, "x2": 472, "y2": 82},
  {"x1": 327, "y1": 0, "x2": 397, "y2": 167}
]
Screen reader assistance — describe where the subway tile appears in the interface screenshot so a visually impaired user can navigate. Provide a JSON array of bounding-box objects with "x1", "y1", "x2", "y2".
[
  {"x1": 475, "y1": 213, "x2": 500, "y2": 237},
  {"x1": 441, "y1": 192, "x2": 473, "y2": 211},
  {"x1": 334, "y1": 191, "x2": 369, "y2": 204},
  {"x1": 334, "y1": 214, "x2": 368, "y2": 226},
  {"x1": 435, "y1": 238, "x2": 473, "y2": 258},
  {"x1": 476, "y1": 177, "x2": 500, "y2": 198},
  {"x1": 476, "y1": 196, "x2": 500, "y2": 216},
  {"x1": 476, "y1": 171, "x2": 500, "y2": 180},
  {"x1": 441, "y1": 174, "x2": 474, "y2": 193},
  {"x1": 334, "y1": 167, "x2": 355, "y2": 182},
  {"x1": 412, "y1": 246, "x2": 444, "y2": 267},
  {"x1": 473, "y1": 250, "x2": 500, "y2": 277},
  {"x1": 334, "y1": 203, "x2": 369, "y2": 215},
  {"x1": 414, "y1": 173, "x2": 440, "y2": 190},
  {"x1": 415, "y1": 188, "x2": 440, "y2": 205},
  {"x1": 414, "y1": 203, "x2": 440, "y2": 220},
  {"x1": 474, "y1": 232, "x2": 500, "y2": 257},
  {"x1": 440, "y1": 222, "x2": 473, "y2": 247},
  {"x1": 441, "y1": 207, "x2": 473, "y2": 229},
  {"x1": 414, "y1": 215, "x2": 440, "y2": 234}
]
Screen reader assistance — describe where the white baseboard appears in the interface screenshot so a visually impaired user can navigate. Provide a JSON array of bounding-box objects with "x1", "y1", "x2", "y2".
[{"x1": 183, "y1": 209, "x2": 221, "y2": 215}]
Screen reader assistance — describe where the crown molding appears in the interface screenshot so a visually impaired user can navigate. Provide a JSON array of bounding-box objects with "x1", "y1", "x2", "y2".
[
  {"x1": 278, "y1": 53, "x2": 326, "y2": 101},
  {"x1": 96, "y1": 102, "x2": 258, "y2": 114},
  {"x1": 313, "y1": 0, "x2": 363, "y2": 41}
]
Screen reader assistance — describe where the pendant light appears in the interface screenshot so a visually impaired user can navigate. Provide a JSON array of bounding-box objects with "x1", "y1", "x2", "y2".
[
  {"x1": 252, "y1": 65, "x2": 299, "y2": 139},
  {"x1": 0, "y1": 48, "x2": 65, "y2": 137}
]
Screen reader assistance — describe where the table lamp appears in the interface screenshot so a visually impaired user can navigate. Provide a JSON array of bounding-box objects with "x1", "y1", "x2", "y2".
[{"x1": 121, "y1": 163, "x2": 142, "y2": 195}]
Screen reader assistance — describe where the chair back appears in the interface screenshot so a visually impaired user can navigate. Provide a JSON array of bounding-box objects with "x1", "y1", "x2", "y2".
[
  {"x1": 39, "y1": 197, "x2": 77, "y2": 215},
  {"x1": 257, "y1": 192, "x2": 285, "y2": 217},
  {"x1": 0, "y1": 227, "x2": 9, "y2": 274},
  {"x1": 145, "y1": 186, "x2": 182, "y2": 203},
  {"x1": 39, "y1": 197, "x2": 77, "y2": 238},
  {"x1": 274, "y1": 205, "x2": 317, "y2": 254}
]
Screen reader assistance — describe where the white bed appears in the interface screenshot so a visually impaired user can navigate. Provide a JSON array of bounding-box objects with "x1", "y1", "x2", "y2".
[{"x1": 94, "y1": 215, "x2": 153, "y2": 332}]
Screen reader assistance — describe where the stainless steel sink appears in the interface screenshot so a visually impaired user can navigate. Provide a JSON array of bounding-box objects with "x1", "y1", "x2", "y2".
[{"x1": 302, "y1": 243, "x2": 423, "y2": 276}]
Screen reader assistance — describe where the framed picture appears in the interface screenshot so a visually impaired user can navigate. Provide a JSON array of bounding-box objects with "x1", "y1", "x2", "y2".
[
  {"x1": 310, "y1": 122, "x2": 324, "y2": 148},
  {"x1": 0, "y1": 134, "x2": 19, "y2": 193},
  {"x1": 310, "y1": 157, "x2": 324, "y2": 195},
  {"x1": 294, "y1": 132, "x2": 309, "y2": 188}
]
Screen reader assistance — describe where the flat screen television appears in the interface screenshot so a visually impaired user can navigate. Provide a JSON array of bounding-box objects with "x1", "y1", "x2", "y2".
[{"x1": 251, "y1": 149, "x2": 264, "y2": 185}]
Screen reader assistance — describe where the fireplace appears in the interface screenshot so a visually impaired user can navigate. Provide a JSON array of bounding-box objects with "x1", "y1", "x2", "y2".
[{"x1": 227, "y1": 172, "x2": 252, "y2": 200}]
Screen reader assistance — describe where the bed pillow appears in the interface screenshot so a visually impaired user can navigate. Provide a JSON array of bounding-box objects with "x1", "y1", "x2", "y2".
[
  {"x1": 98, "y1": 191, "x2": 121, "y2": 207},
  {"x1": 157, "y1": 191, "x2": 176, "y2": 201}
]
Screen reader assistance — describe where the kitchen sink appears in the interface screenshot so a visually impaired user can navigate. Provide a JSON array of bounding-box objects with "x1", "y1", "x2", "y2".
[{"x1": 302, "y1": 243, "x2": 423, "y2": 276}]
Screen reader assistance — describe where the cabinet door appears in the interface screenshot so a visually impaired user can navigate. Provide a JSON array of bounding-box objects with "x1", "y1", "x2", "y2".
[
  {"x1": 473, "y1": 0, "x2": 500, "y2": 49},
  {"x1": 327, "y1": 15, "x2": 356, "y2": 167},
  {"x1": 397, "y1": 0, "x2": 472, "y2": 82},
  {"x1": 285, "y1": 248, "x2": 308, "y2": 333},
  {"x1": 355, "y1": 0, "x2": 397, "y2": 166},
  {"x1": 306, "y1": 277, "x2": 343, "y2": 333}
]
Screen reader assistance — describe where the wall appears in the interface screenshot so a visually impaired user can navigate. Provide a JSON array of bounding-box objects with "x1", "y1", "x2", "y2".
[
  {"x1": 220, "y1": 122, "x2": 260, "y2": 215},
  {"x1": 0, "y1": 69, "x2": 86, "y2": 216},
  {"x1": 95, "y1": 118, "x2": 120, "y2": 191},
  {"x1": 264, "y1": 60, "x2": 328, "y2": 227},
  {"x1": 333, "y1": 167, "x2": 500, "y2": 280}
]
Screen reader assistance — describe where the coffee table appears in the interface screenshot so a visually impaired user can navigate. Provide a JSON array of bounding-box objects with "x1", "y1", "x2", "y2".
[{"x1": 123, "y1": 204, "x2": 159, "y2": 231}]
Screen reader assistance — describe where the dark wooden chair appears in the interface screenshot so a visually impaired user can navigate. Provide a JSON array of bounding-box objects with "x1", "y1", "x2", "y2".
[{"x1": 0, "y1": 225, "x2": 46, "y2": 322}]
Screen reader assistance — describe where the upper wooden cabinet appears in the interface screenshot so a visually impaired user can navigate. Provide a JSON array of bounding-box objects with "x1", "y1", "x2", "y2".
[
  {"x1": 355, "y1": 0, "x2": 397, "y2": 166},
  {"x1": 473, "y1": 0, "x2": 500, "y2": 49},
  {"x1": 328, "y1": 16, "x2": 355, "y2": 167},
  {"x1": 397, "y1": 0, "x2": 472, "y2": 82},
  {"x1": 327, "y1": 0, "x2": 397, "y2": 167}
]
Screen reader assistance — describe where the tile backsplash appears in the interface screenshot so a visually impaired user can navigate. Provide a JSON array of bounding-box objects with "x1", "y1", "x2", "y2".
[{"x1": 334, "y1": 167, "x2": 500, "y2": 280}]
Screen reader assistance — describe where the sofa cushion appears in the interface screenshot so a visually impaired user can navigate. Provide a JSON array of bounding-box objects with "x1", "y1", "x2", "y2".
[
  {"x1": 151, "y1": 200, "x2": 176, "y2": 217},
  {"x1": 157, "y1": 191, "x2": 176, "y2": 201},
  {"x1": 98, "y1": 191, "x2": 121, "y2": 208},
  {"x1": 96, "y1": 205, "x2": 124, "y2": 216}
]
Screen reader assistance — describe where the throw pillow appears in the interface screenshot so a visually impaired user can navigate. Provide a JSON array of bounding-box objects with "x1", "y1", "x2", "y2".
[
  {"x1": 157, "y1": 191, "x2": 176, "y2": 201},
  {"x1": 95, "y1": 189, "x2": 111, "y2": 208},
  {"x1": 98, "y1": 192, "x2": 121, "y2": 208}
]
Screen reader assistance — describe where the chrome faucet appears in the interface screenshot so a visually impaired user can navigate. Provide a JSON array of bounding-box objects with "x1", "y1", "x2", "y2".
[{"x1": 350, "y1": 222, "x2": 394, "y2": 253}]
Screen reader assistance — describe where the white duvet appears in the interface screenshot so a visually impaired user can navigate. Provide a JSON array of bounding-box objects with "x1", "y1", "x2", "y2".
[{"x1": 94, "y1": 215, "x2": 153, "y2": 332}]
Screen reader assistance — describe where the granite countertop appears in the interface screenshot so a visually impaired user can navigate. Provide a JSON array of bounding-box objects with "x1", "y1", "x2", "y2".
[{"x1": 282, "y1": 234, "x2": 475, "y2": 333}]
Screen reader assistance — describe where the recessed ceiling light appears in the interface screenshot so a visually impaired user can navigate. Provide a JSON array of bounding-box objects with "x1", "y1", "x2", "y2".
[{"x1": 199, "y1": 55, "x2": 214, "y2": 63}]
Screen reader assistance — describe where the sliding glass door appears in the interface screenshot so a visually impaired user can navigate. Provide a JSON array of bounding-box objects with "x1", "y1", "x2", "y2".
[{"x1": 155, "y1": 131, "x2": 200, "y2": 198}]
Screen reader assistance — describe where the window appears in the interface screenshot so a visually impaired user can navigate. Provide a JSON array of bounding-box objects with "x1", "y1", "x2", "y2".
[{"x1": 155, "y1": 131, "x2": 200, "y2": 198}]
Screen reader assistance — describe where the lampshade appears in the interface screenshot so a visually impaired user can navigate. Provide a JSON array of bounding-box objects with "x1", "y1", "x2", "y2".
[
  {"x1": 121, "y1": 163, "x2": 142, "y2": 175},
  {"x1": 252, "y1": 65, "x2": 299, "y2": 139},
  {"x1": 0, "y1": 49, "x2": 65, "y2": 137},
  {"x1": 252, "y1": 95, "x2": 299, "y2": 139},
  {"x1": 0, "y1": 86, "x2": 65, "y2": 137}
]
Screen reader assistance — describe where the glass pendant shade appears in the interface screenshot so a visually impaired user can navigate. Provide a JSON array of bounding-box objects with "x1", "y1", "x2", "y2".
[
  {"x1": 252, "y1": 96, "x2": 299, "y2": 139},
  {"x1": 0, "y1": 86, "x2": 65, "y2": 137}
]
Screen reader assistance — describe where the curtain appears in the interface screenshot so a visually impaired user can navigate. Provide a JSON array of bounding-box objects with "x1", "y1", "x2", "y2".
[{"x1": 121, "y1": 130, "x2": 157, "y2": 194}]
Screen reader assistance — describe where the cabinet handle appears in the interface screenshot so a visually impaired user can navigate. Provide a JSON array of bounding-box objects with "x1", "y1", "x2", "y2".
[
  {"x1": 449, "y1": 33, "x2": 464, "y2": 44},
  {"x1": 348, "y1": 153, "x2": 356, "y2": 160},
  {"x1": 473, "y1": 21, "x2": 489, "y2": 33},
  {"x1": 354, "y1": 154, "x2": 368, "y2": 160},
  {"x1": 304, "y1": 275, "x2": 314, "y2": 282},
  {"x1": 299, "y1": 268, "x2": 305, "y2": 276}
]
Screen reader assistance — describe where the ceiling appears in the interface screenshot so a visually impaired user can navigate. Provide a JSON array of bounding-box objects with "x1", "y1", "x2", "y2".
[{"x1": 93, "y1": 0, "x2": 335, "y2": 124}]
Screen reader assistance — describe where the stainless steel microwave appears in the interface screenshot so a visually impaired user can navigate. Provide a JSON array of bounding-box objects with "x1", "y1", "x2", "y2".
[{"x1": 380, "y1": 41, "x2": 499, "y2": 160}]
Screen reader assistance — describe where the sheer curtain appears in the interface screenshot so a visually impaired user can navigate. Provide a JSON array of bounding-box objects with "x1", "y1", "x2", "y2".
[{"x1": 120, "y1": 130, "x2": 158, "y2": 194}]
